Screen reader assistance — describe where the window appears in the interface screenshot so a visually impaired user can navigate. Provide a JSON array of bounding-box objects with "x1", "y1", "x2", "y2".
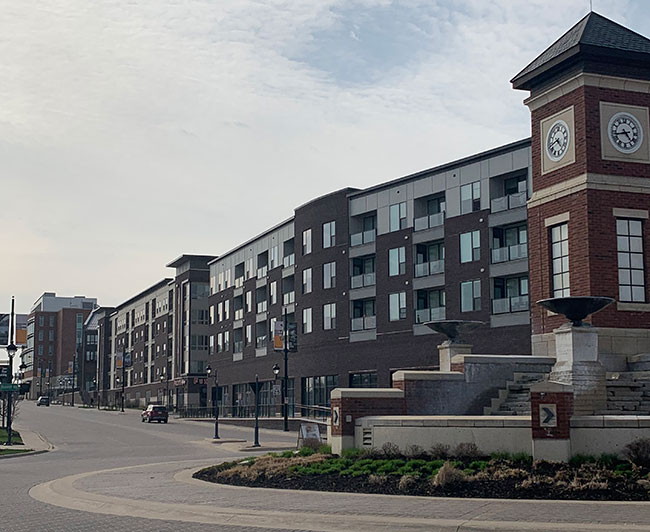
[
  {"x1": 191, "y1": 309, "x2": 210, "y2": 325},
  {"x1": 301, "y1": 375, "x2": 338, "y2": 408},
  {"x1": 270, "y1": 245, "x2": 280, "y2": 269},
  {"x1": 461, "y1": 280, "x2": 481, "y2": 312},
  {"x1": 302, "y1": 229, "x2": 312, "y2": 255},
  {"x1": 190, "y1": 335, "x2": 209, "y2": 351},
  {"x1": 209, "y1": 306, "x2": 214, "y2": 325},
  {"x1": 461, "y1": 181, "x2": 481, "y2": 214},
  {"x1": 389, "y1": 292, "x2": 407, "y2": 321},
  {"x1": 350, "y1": 372, "x2": 377, "y2": 388},
  {"x1": 245, "y1": 324, "x2": 252, "y2": 346},
  {"x1": 39, "y1": 316, "x2": 44, "y2": 327},
  {"x1": 351, "y1": 299, "x2": 376, "y2": 330},
  {"x1": 302, "y1": 268, "x2": 312, "y2": 294},
  {"x1": 389, "y1": 202, "x2": 407, "y2": 231},
  {"x1": 323, "y1": 262, "x2": 336, "y2": 289},
  {"x1": 245, "y1": 291, "x2": 252, "y2": 313},
  {"x1": 493, "y1": 276, "x2": 529, "y2": 314},
  {"x1": 550, "y1": 223, "x2": 570, "y2": 297},
  {"x1": 38, "y1": 330, "x2": 43, "y2": 341},
  {"x1": 224, "y1": 300, "x2": 230, "y2": 320},
  {"x1": 460, "y1": 230, "x2": 480, "y2": 263},
  {"x1": 217, "y1": 302, "x2": 223, "y2": 322},
  {"x1": 49, "y1": 316, "x2": 54, "y2": 327},
  {"x1": 323, "y1": 221, "x2": 336, "y2": 248},
  {"x1": 302, "y1": 308, "x2": 312, "y2": 334},
  {"x1": 270, "y1": 281, "x2": 277, "y2": 305},
  {"x1": 323, "y1": 303, "x2": 336, "y2": 330},
  {"x1": 388, "y1": 247, "x2": 406, "y2": 276},
  {"x1": 617, "y1": 219, "x2": 646, "y2": 302}
]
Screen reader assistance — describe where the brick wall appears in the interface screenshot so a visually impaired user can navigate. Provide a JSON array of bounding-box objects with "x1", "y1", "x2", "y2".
[
  {"x1": 531, "y1": 391, "x2": 573, "y2": 439},
  {"x1": 330, "y1": 395, "x2": 405, "y2": 437}
]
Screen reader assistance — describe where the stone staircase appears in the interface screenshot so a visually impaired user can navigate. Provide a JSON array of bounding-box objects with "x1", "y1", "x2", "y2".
[
  {"x1": 603, "y1": 354, "x2": 650, "y2": 415},
  {"x1": 484, "y1": 370, "x2": 551, "y2": 416}
]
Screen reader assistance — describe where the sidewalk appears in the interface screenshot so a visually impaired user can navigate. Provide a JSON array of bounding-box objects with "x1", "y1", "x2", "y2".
[{"x1": 0, "y1": 426, "x2": 53, "y2": 459}]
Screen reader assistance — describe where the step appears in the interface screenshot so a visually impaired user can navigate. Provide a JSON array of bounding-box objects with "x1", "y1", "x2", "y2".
[{"x1": 512, "y1": 372, "x2": 548, "y2": 383}]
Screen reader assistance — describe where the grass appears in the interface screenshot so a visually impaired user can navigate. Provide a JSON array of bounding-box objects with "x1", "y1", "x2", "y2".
[
  {"x1": 0, "y1": 428, "x2": 23, "y2": 445},
  {"x1": 0, "y1": 448, "x2": 31, "y2": 456}
]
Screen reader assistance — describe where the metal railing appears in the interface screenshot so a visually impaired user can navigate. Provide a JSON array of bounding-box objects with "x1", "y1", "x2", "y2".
[
  {"x1": 257, "y1": 266, "x2": 268, "y2": 279},
  {"x1": 282, "y1": 291, "x2": 295, "y2": 305},
  {"x1": 256, "y1": 336, "x2": 267, "y2": 349},
  {"x1": 282, "y1": 254, "x2": 295, "y2": 268},
  {"x1": 492, "y1": 295, "x2": 530, "y2": 314},
  {"x1": 257, "y1": 301, "x2": 268, "y2": 313},
  {"x1": 490, "y1": 191, "x2": 527, "y2": 213},
  {"x1": 414, "y1": 212, "x2": 445, "y2": 231},
  {"x1": 414, "y1": 259, "x2": 444, "y2": 278},
  {"x1": 491, "y1": 243, "x2": 528, "y2": 263},
  {"x1": 350, "y1": 272, "x2": 376, "y2": 289},
  {"x1": 415, "y1": 307, "x2": 446, "y2": 324},
  {"x1": 350, "y1": 229, "x2": 376, "y2": 247},
  {"x1": 350, "y1": 316, "x2": 376, "y2": 331},
  {"x1": 175, "y1": 403, "x2": 297, "y2": 419},
  {"x1": 233, "y1": 341, "x2": 243, "y2": 353}
]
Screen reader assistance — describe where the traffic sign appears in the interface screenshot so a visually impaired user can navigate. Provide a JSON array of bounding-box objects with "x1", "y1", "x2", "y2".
[{"x1": 0, "y1": 384, "x2": 19, "y2": 392}]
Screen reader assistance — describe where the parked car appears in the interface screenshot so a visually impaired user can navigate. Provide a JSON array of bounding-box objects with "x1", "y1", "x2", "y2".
[
  {"x1": 141, "y1": 404, "x2": 168, "y2": 423},
  {"x1": 36, "y1": 396, "x2": 50, "y2": 406}
]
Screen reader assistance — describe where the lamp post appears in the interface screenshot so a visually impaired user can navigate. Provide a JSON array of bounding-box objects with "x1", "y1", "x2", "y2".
[
  {"x1": 93, "y1": 377, "x2": 97, "y2": 408},
  {"x1": 71, "y1": 350, "x2": 76, "y2": 407},
  {"x1": 205, "y1": 365, "x2": 219, "y2": 439},
  {"x1": 4, "y1": 296, "x2": 18, "y2": 446},
  {"x1": 272, "y1": 364, "x2": 280, "y2": 417},
  {"x1": 120, "y1": 348, "x2": 126, "y2": 412},
  {"x1": 282, "y1": 308, "x2": 289, "y2": 432}
]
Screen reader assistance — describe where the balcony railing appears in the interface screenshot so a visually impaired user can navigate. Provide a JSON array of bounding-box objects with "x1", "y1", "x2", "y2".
[
  {"x1": 350, "y1": 272, "x2": 376, "y2": 289},
  {"x1": 282, "y1": 254, "x2": 295, "y2": 268},
  {"x1": 350, "y1": 316, "x2": 376, "y2": 331},
  {"x1": 490, "y1": 191, "x2": 527, "y2": 213},
  {"x1": 492, "y1": 295, "x2": 530, "y2": 314},
  {"x1": 491, "y1": 243, "x2": 528, "y2": 263},
  {"x1": 256, "y1": 336, "x2": 267, "y2": 349},
  {"x1": 234, "y1": 309, "x2": 244, "y2": 321},
  {"x1": 282, "y1": 291, "x2": 295, "y2": 305},
  {"x1": 234, "y1": 276, "x2": 244, "y2": 288},
  {"x1": 257, "y1": 266, "x2": 268, "y2": 279},
  {"x1": 414, "y1": 260, "x2": 444, "y2": 278},
  {"x1": 233, "y1": 341, "x2": 244, "y2": 353},
  {"x1": 415, "y1": 307, "x2": 446, "y2": 324},
  {"x1": 350, "y1": 229, "x2": 376, "y2": 247},
  {"x1": 256, "y1": 301, "x2": 268, "y2": 314},
  {"x1": 414, "y1": 212, "x2": 445, "y2": 232}
]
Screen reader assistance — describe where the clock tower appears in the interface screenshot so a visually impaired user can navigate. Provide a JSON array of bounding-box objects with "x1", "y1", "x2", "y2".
[{"x1": 512, "y1": 12, "x2": 650, "y2": 369}]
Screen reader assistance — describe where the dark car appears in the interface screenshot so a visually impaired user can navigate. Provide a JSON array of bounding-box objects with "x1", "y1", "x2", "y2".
[
  {"x1": 141, "y1": 404, "x2": 168, "y2": 423},
  {"x1": 36, "y1": 396, "x2": 50, "y2": 406}
]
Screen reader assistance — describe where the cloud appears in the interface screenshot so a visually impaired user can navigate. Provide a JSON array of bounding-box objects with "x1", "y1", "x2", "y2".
[{"x1": 0, "y1": 0, "x2": 645, "y2": 311}]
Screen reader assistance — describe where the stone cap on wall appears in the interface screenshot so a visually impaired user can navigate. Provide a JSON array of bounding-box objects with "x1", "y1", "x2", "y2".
[
  {"x1": 571, "y1": 416, "x2": 650, "y2": 428},
  {"x1": 392, "y1": 370, "x2": 464, "y2": 382},
  {"x1": 331, "y1": 388, "x2": 404, "y2": 400},
  {"x1": 451, "y1": 354, "x2": 555, "y2": 365},
  {"x1": 356, "y1": 415, "x2": 531, "y2": 428},
  {"x1": 530, "y1": 380, "x2": 573, "y2": 393}
]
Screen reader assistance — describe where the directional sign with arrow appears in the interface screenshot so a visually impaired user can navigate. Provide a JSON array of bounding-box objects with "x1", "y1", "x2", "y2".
[
  {"x1": 539, "y1": 404, "x2": 557, "y2": 428},
  {"x1": 332, "y1": 406, "x2": 340, "y2": 427}
]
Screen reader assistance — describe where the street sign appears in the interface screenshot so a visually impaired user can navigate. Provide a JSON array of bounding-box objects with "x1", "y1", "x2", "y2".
[
  {"x1": 332, "y1": 406, "x2": 340, "y2": 427},
  {"x1": 287, "y1": 322, "x2": 298, "y2": 352},
  {"x1": 539, "y1": 404, "x2": 557, "y2": 428},
  {"x1": 0, "y1": 384, "x2": 19, "y2": 392},
  {"x1": 0, "y1": 365, "x2": 9, "y2": 383}
]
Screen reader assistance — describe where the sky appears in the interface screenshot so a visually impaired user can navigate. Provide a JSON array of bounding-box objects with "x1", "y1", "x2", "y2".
[{"x1": 1, "y1": 0, "x2": 649, "y2": 315}]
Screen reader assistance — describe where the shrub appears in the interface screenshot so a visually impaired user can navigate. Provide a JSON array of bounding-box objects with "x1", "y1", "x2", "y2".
[
  {"x1": 569, "y1": 454, "x2": 597, "y2": 468},
  {"x1": 280, "y1": 450, "x2": 294, "y2": 458},
  {"x1": 376, "y1": 459, "x2": 405, "y2": 475},
  {"x1": 510, "y1": 452, "x2": 533, "y2": 468},
  {"x1": 490, "y1": 451, "x2": 511, "y2": 462},
  {"x1": 404, "y1": 444, "x2": 425, "y2": 459},
  {"x1": 429, "y1": 443, "x2": 450, "y2": 460},
  {"x1": 318, "y1": 444, "x2": 332, "y2": 455},
  {"x1": 597, "y1": 453, "x2": 619, "y2": 469},
  {"x1": 432, "y1": 462, "x2": 465, "y2": 487},
  {"x1": 341, "y1": 448, "x2": 363, "y2": 459},
  {"x1": 368, "y1": 474, "x2": 387, "y2": 486},
  {"x1": 381, "y1": 442, "x2": 401, "y2": 458},
  {"x1": 398, "y1": 474, "x2": 418, "y2": 492},
  {"x1": 623, "y1": 438, "x2": 650, "y2": 468},
  {"x1": 453, "y1": 442, "x2": 481, "y2": 461},
  {"x1": 468, "y1": 460, "x2": 489, "y2": 472},
  {"x1": 298, "y1": 446, "x2": 316, "y2": 457}
]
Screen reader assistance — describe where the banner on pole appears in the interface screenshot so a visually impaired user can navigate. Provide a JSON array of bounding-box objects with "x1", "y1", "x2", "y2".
[{"x1": 273, "y1": 321, "x2": 284, "y2": 350}]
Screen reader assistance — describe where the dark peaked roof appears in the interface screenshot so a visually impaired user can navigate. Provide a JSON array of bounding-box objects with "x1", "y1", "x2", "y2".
[{"x1": 512, "y1": 12, "x2": 650, "y2": 89}]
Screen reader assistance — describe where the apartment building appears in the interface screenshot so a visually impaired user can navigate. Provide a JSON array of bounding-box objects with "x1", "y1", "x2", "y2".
[
  {"x1": 207, "y1": 139, "x2": 533, "y2": 413},
  {"x1": 21, "y1": 293, "x2": 97, "y2": 399}
]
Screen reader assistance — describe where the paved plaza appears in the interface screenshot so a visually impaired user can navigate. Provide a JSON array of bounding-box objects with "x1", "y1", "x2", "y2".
[{"x1": 1, "y1": 402, "x2": 649, "y2": 531}]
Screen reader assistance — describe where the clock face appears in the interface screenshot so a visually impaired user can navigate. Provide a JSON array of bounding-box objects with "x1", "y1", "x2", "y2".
[
  {"x1": 608, "y1": 112, "x2": 643, "y2": 154},
  {"x1": 546, "y1": 119, "x2": 570, "y2": 162}
]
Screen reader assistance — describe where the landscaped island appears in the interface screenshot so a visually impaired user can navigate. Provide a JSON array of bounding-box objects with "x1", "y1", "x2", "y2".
[{"x1": 194, "y1": 441, "x2": 650, "y2": 501}]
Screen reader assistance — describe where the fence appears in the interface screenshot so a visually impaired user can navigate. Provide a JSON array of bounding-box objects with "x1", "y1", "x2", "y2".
[{"x1": 175, "y1": 403, "x2": 330, "y2": 421}]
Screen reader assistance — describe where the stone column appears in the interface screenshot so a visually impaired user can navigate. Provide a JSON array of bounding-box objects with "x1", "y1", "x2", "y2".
[
  {"x1": 530, "y1": 381, "x2": 573, "y2": 462},
  {"x1": 550, "y1": 325, "x2": 606, "y2": 415},
  {"x1": 330, "y1": 389, "x2": 405, "y2": 455},
  {"x1": 437, "y1": 341, "x2": 472, "y2": 372}
]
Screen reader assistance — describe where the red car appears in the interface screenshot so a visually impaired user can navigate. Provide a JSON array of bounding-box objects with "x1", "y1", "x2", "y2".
[{"x1": 141, "y1": 405, "x2": 168, "y2": 423}]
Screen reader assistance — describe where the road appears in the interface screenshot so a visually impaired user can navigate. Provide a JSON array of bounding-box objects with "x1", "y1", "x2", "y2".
[{"x1": 2, "y1": 401, "x2": 649, "y2": 532}]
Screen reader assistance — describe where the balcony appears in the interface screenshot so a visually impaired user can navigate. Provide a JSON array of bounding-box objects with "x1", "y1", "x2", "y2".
[
  {"x1": 490, "y1": 191, "x2": 527, "y2": 213},
  {"x1": 282, "y1": 291, "x2": 295, "y2": 305},
  {"x1": 234, "y1": 309, "x2": 244, "y2": 321},
  {"x1": 414, "y1": 260, "x2": 444, "y2": 278},
  {"x1": 350, "y1": 316, "x2": 376, "y2": 331},
  {"x1": 257, "y1": 266, "x2": 268, "y2": 279},
  {"x1": 491, "y1": 243, "x2": 528, "y2": 263},
  {"x1": 234, "y1": 276, "x2": 244, "y2": 289},
  {"x1": 256, "y1": 336, "x2": 267, "y2": 349},
  {"x1": 351, "y1": 272, "x2": 376, "y2": 289},
  {"x1": 414, "y1": 212, "x2": 445, "y2": 232},
  {"x1": 282, "y1": 254, "x2": 295, "y2": 268},
  {"x1": 350, "y1": 229, "x2": 376, "y2": 247},
  {"x1": 492, "y1": 295, "x2": 529, "y2": 314},
  {"x1": 233, "y1": 341, "x2": 243, "y2": 353},
  {"x1": 414, "y1": 307, "x2": 446, "y2": 324},
  {"x1": 257, "y1": 301, "x2": 268, "y2": 314}
]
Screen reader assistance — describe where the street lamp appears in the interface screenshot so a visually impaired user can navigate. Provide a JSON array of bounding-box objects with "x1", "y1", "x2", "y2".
[
  {"x1": 5, "y1": 341, "x2": 17, "y2": 446},
  {"x1": 93, "y1": 377, "x2": 97, "y2": 408},
  {"x1": 205, "y1": 365, "x2": 219, "y2": 440},
  {"x1": 120, "y1": 348, "x2": 126, "y2": 413}
]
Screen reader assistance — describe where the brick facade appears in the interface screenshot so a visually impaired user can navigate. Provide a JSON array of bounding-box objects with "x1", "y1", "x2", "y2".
[{"x1": 530, "y1": 391, "x2": 573, "y2": 439}]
